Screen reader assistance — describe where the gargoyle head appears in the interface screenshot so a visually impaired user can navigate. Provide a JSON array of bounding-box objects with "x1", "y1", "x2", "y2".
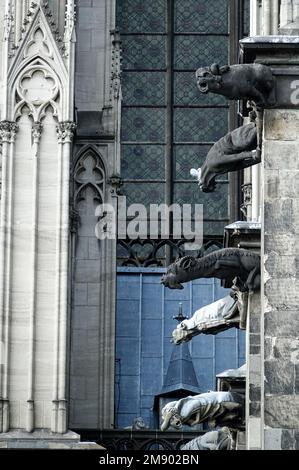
[
  {"x1": 190, "y1": 166, "x2": 217, "y2": 193},
  {"x1": 161, "y1": 403, "x2": 182, "y2": 431},
  {"x1": 196, "y1": 63, "x2": 222, "y2": 94},
  {"x1": 160, "y1": 272, "x2": 184, "y2": 290}
]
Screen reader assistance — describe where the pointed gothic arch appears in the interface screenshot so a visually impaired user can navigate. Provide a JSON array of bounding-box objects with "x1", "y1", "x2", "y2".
[{"x1": 73, "y1": 146, "x2": 107, "y2": 217}]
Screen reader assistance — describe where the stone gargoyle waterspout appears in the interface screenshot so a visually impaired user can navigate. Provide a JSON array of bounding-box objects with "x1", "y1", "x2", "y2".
[
  {"x1": 190, "y1": 123, "x2": 259, "y2": 192},
  {"x1": 161, "y1": 248, "x2": 260, "y2": 293},
  {"x1": 180, "y1": 427, "x2": 234, "y2": 451},
  {"x1": 161, "y1": 391, "x2": 244, "y2": 431},
  {"x1": 196, "y1": 63, "x2": 275, "y2": 107},
  {"x1": 172, "y1": 295, "x2": 240, "y2": 345}
]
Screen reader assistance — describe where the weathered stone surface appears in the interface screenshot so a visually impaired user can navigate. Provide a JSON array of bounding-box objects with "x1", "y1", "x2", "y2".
[
  {"x1": 265, "y1": 170, "x2": 299, "y2": 199},
  {"x1": 264, "y1": 109, "x2": 299, "y2": 141},
  {"x1": 264, "y1": 360, "x2": 294, "y2": 395},
  {"x1": 264, "y1": 278, "x2": 299, "y2": 310},
  {"x1": 250, "y1": 334, "x2": 261, "y2": 355},
  {"x1": 263, "y1": 140, "x2": 299, "y2": 170},
  {"x1": 281, "y1": 429, "x2": 294, "y2": 450},
  {"x1": 265, "y1": 310, "x2": 299, "y2": 337},
  {"x1": 265, "y1": 395, "x2": 299, "y2": 428},
  {"x1": 249, "y1": 384, "x2": 261, "y2": 402},
  {"x1": 264, "y1": 233, "x2": 298, "y2": 256},
  {"x1": 249, "y1": 401, "x2": 261, "y2": 417},
  {"x1": 265, "y1": 252, "x2": 298, "y2": 278},
  {"x1": 264, "y1": 199, "x2": 295, "y2": 235},
  {"x1": 272, "y1": 337, "x2": 299, "y2": 363},
  {"x1": 264, "y1": 428, "x2": 282, "y2": 450},
  {"x1": 247, "y1": 417, "x2": 262, "y2": 449},
  {"x1": 295, "y1": 364, "x2": 299, "y2": 394},
  {"x1": 249, "y1": 314, "x2": 260, "y2": 332}
]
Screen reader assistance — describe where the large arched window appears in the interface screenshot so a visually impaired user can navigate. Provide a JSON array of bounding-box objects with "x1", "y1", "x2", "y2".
[{"x1": 116, "y1": 0, "x2": 250, "y2": 265}]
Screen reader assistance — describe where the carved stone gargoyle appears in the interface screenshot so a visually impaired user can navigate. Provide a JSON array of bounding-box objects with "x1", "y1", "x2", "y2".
[
  {"x1": 161, "y1": 248, "x2": 260, "y2": 293},
  {"x1": 172, "y1": 295, "x2": 240, "y2": 345},
  {"x1": 161, "y1": 391, "x2": 244, "y2": 431},
  {"x1": 190, "y1": 123, "x2": 259, "y2": 192},
  {"x1": 196, "y1": 63, "x2": 275, "y2": 107},
  {"x1": 180, "y1": 427, "x2": 234, "y2": 451}
]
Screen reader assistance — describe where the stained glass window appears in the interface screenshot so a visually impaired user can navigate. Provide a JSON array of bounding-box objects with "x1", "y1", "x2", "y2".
[{"x1": 117, "y1": 0, "x2": 248, "y2": 250}]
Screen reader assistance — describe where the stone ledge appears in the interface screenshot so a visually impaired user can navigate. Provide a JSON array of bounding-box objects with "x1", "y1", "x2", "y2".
[{"x1": 0, "y1": 429, "x2": 105, "y2": 449}]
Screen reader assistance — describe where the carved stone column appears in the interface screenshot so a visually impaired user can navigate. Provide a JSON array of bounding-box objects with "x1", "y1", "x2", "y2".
[
  {"x1": 52, "y1": 121, "x2": 76, "y2": 434},
  {"x1": 0, "y1": 121, "x2": 18, "y2": 433},
  {"x1": 26, "y1": 122, "x2": 42, "y2": 433}
]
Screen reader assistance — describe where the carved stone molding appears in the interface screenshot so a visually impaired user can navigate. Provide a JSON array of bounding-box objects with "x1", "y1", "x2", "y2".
[
  {"x1": 110, "y1": 29, "x2": 122, "y2": 102},
  {"x1": 241, "y1": 183, "x2": 252, "y2": 218},
  {"x1": 64, "y1": 0, "x2": 77, "y2": 43},
  {"x1": 56, "y1": 121, "x2": 76, "y2": 143},
  {"x1": 31, "y1": 122, "x2": 43, "y2": 143},
  {"x1": 0, "y1": 121, "x2": 19, "y2": 142}
]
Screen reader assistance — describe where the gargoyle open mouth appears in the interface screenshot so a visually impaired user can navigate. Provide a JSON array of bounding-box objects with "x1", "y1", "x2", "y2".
[
  {"x1": 197, "y1": 80, "x2": 209, "y2": 93},
  {"x1": 200, "y1": 182, "x2": 217, "y2": 193}
]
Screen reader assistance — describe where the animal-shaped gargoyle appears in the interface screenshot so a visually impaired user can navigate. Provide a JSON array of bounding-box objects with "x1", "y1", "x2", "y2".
[
  {"x1": 172, "y1": 295, "x2": 239, "y2": 345},
  {"x1": 196, "y1": 63, "x2": 275, "y2": 107},
  {"x1": 190, "y1": 123, "x2": 259, "y2": 192},
  {"x1": 180, "y1": 427, "x2": 234, "y2": 451},
  {"x1": 160, "y1": 248, "x2": 260, "y2": 293},
  {"x1": 161, "y1": 391, "x2": 244, "y2": 431}
]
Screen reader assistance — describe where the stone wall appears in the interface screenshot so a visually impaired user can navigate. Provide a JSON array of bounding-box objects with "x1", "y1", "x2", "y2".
[{"x1": 262, "y1": 109, "x2": 299, "y2": 449}]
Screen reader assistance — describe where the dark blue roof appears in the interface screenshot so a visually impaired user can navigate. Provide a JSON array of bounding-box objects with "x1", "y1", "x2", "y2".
[{"x1": 158, "y1": 342, "x2": 200, "y2": 397}]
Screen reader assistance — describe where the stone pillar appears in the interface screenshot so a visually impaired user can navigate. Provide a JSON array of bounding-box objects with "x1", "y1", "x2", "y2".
[
  {"x1": 245, "y1": 293, "x2": 262, "y2": 449},
  {"x1": 262, "y1": 109, "x2": 299, "y2": 449},
  {"x1": 0, "y1": 121, "x2": 18, "y2": 433},
  {"x1": 241, "y1": 36, "x2": 299, "y2": 450}
]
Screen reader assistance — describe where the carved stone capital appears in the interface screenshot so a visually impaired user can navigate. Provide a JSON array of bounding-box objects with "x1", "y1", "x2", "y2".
[
  {"x1": 108, "y1": 174, "x2": 123, "y2": 194},
  {"x1": 32, "y1": 122, "x2": 43, "y2": 143},
  {"x1": 56, "y1": 122, "x2": 76, "y2": 143},
  {"x1": 0, "y1": 121, "x2": 19, "y2": 143}
]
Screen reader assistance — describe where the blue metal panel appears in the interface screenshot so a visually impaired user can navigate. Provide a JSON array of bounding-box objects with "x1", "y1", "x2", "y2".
[{"x1": 115, "y1": 268, "x2": 245, "y2": 429}]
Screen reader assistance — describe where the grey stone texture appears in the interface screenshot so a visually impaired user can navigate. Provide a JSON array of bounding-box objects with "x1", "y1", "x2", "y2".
[
  {"x1": 0, "y1": 430, "x2": 104, "y2": 449},
  {"x1": 262, "y1": 108, "x2": 299, "y2": 449}
]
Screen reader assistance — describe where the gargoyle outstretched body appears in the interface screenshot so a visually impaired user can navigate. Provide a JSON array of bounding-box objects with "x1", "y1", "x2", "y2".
[
  {"x1": 181, "y1": 427, "x2": 234, "y2": 451},
  {"x1": 196, "y1": 63, "x2": 275, "y2": 107},
  {"x1": 161, "y1": 391, "x2": 244, "y2": 431},
  {"x1": 172, "y1": 295, "x2": 239, "y2": 345},
  {"x1": 161, "y1": 248, "x2": 260, "y2": 293},
  {"x1": 190, "y1": 123, "x2": 259, "y2": 192}
]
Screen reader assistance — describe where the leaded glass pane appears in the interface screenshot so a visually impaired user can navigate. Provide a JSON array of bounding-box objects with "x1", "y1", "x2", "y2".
[
  {"x1": 122, "y1": 72, "x2": 166, "y2": 106},
  {"x1": 121, "y1": 182, "x2": 165, "y2": 208},
  {"x1": 174, "y1": 0, "x2": 228, "y2": 34},
  {"x1": 173, "y1": 182, "x2": 229, "y2": 220},
  {"x1": 174, "y1": 72, "x2": 227, "y2": 106},
  {"x1": 174, "y1": 144, "x2": 227, "y2": 181},
  {"x1": 121, "y1": 108, "x2": 166, "y2": 142},
  {"x1": 117, "y1": 0, "x2": 167, "y2": 33},
  {"x1": 174, "y1": 108, "x2": 228, "y2": 142},
  {"x1": 122, "y1": 36, "x2": 166, "y2": 70},
  {"x1": 203, "y1": 220, "x2": 228, "y2": 237},
  {"x1": 121, "y1": 145, "x2": 165, "y2": 179},
  {"x1": 174, "y1": 35, "x2": 228, "y2": 70}
]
